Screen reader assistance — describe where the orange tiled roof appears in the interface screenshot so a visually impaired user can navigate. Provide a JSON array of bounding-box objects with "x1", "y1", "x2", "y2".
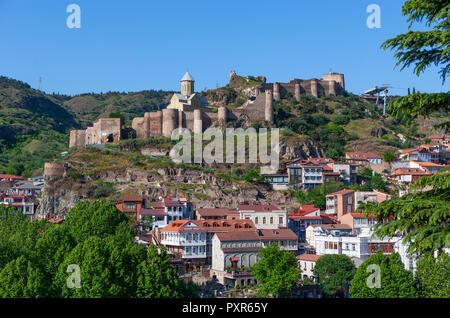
[
  {"x1": 258, "y1": 228, "x2": 298, "y2": 240},
  {"x1": 327, "y1": 189, "x2": 354, "y2": 196},
  {"x1": 297, "y1": 254, "x2": 323, "y2": 262}
]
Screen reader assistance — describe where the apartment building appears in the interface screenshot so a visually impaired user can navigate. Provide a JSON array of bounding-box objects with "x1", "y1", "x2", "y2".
[
  {"x1": 325, "y1": 189, "x2": 354, "y2": 218},
  {"x1": 238, "y1": 204, "x2": 288, "y2": 229}
]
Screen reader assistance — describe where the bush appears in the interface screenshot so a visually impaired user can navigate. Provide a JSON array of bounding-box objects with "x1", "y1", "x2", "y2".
[
  {"x1": 332, "y1": 114, "x2": 350, "y2": 125},
  {"x1": 93, "y1": 180, "x2": 116, "y2": 198}
]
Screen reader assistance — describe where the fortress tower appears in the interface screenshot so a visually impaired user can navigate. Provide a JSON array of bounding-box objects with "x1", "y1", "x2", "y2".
[
  {"x1": 265, "y1": 90, "x2": 274, "y2": 124},
  {"x1": 218, "y1": 106, "x2": 227, "y2": 124},
  {"x1": 322, "y1": 73, "x2": 345, "y2": 91},
  {"x1": 162, "y1": 108, "x2": 178, "y2": 138},
  {"x1": 310, "y1": 79, "x2": 318, "y2": 97},
  {"x1": 294, "y1": 83, "x2": 301, "y2": 102},
  {"x1": 181, "y1": 71, "x2": 195, "y2": 97},
  {"x1": 273, "y1": 82, "x2": 281, "y2": 101},
  {"x1": 194, "y1": 109, "x2": 203, "y2": 134}
]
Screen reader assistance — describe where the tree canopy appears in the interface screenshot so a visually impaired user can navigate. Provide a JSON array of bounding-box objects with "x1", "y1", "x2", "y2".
[
  {"x1": 0, "y1": 201, "x2": 195, "y2": 298},
  {"x1": 251, "y1": 243, "x2": 299, "y2": 297},
  {"x1": 294, "y1": 182, "x2": 345, "y2": 209},
  {"x1": 381, "y1": 0, "x2": 449, "y2": 83},
  {"x1": 381, "y1": 0, "x2": 450, "y2": 131},
  {"x1": 349, "y1": 252, "x2": 417, "y2": 298},
  {"x1": 362, "y1": 170, "x2": 450, "y2": 256},
  {"x1": 313, "y1": 254, "x2": 356, "y2": 297},
  {"x1": 415, "y1": 252, "x2": 450, "y2": 297}
]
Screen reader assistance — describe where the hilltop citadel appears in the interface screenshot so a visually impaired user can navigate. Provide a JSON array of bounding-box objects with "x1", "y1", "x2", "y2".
[{"x1": 69, "y1": 71, "x2": 345, "y2": 148}]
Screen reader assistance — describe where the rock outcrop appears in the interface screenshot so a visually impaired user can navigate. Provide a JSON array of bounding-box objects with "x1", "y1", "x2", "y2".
[{"x1": 38, "y1": 165, "x2": 297, "y2": 217}]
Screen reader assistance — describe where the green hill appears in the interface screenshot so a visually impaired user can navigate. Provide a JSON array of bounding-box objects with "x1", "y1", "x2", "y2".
[
  {"x1": 0, "y1": 75, "x2": 444, "y2": 177},
  {"x1": 63, "y1": 90, "x2": 174, "y2": 127},
  {"x1": 0, "y1": 77, "x2": 173, "y2": 177}
]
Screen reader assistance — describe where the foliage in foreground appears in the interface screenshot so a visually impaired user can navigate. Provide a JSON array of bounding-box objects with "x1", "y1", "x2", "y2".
[
  {"x1": 350, "y1": 252, "x2": 417, "y2": 298},
  {"x1": 362, "y1": 170, "x2": 450, "y2": 256},
  {"x1": 0, "y1": 201, "x2": 197, "y2": 298},
  {"x1": 251, "y1": 243, "x2": 299, "y2": 297},
  {"x1": 313, "y1": 254, "x2": 356, "y2": 297}
]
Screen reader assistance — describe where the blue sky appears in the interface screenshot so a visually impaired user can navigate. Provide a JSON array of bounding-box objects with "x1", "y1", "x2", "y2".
[{"x1": 0, "y1": 0, "x2": 448, "y2": 96}]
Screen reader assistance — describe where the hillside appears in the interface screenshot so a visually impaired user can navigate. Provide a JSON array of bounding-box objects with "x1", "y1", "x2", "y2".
[
  {"x1": 63, "y1": 90, "x2": 174, "y2": 127},
  {"x1": 0, "y1": 77, "x2": 79, "y2": 145},
  {"x1": 0, "y1": 74, "x2": 444, "y2": 177},
  {"x1": 0, "y1": 77, "x2": 173, "y2": 177},
  {"x1": 38, "y1": 145, "x2": 298, "y2": 216}
]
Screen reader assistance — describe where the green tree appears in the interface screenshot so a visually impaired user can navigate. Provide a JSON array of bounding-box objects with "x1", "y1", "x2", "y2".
[
  {"x1": 136, "y1": 245, "x2": 182, "y2": 298},
  {"x1": 138, "y1": 214, "x2": 154, "y2": 232},
  {"x1": 251, "y1": 243, "x2": 299, "y2": 297},
  {"x1": 242, "y1": 168, "x2": 265, "y2": 184},
  {"x1": 109, "y1": 111, "x2": 125, "y2": 125},
  {"x1": 357, "y1": 168, "x2": 388, "y2": 192},
  {"x1": 415, "y1": 252, "x2": 450, "y2": 298},
  {"x1": 0, "y1": 201, "x2": 189, "y2": 298},
  {"x1": 63, "y1": 200, "x2": 129, "y2": 243},
  {"x1": 382, "y1": 151, "x2": 396, "y2": 163},
  {"x1": 0, "y1": 255, "x2": 46, "y2": 297},
  {"x1": 381, "y1": 0, "x2": 449, "y2": 83},
  {"x1": 350, "y1": 252, "x2": 417, "y2": 298},
  {"x1": 313, "y1": 254, "x2": 356, "y2": 297},
  {"x1": 294, "y1": 182, "x2": 344, "y2": 209},
  {"x1": 381, "y1": 0, "x2": 450, "y2": 131},
  {"x1": 363, "y1": 170, "x2": 449, "y2": 255}
]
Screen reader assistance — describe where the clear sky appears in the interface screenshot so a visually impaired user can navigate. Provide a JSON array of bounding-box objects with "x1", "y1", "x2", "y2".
[{"x1": 0, "y1": 0, "x2": 448, "y2": 96}]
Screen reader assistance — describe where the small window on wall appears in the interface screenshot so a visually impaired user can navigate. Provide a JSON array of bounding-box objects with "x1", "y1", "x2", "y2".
[{"x1": 279, "y1": 217, "x2": 283, "y2": 225}]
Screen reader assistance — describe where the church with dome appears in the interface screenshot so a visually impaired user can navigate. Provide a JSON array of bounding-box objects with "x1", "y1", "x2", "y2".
[{"x1": 166, "y1": 72, "x2": 209, "y2": 112}]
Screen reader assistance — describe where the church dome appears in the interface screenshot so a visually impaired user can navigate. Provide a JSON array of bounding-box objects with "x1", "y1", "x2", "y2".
[{"x1": 181, "y1": 71, "x2": 194, "y2": 82}]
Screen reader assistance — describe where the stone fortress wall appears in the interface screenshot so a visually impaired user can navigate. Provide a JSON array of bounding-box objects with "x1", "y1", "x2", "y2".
[{"x1": 69, "y1": 71, "x2": 345, "y2": 147}]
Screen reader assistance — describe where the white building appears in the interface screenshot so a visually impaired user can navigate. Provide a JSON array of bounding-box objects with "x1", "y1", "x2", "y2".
[
  {"x1": 314, "y1": 228, "x2": 398, "y2": 266},
  {"x1": 297, "y1": 254, "x2": 322, "y2": 281},
  {"x1": 238, "y1": 204, "x2": 288, "y2": 229}
]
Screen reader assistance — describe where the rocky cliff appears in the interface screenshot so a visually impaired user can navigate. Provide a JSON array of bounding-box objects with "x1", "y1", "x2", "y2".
[{"x1": 37, "y1": 146, "x2": 302, "y2": 217}]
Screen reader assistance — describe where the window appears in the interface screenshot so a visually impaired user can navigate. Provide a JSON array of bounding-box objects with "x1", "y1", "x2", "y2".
[
  {"x1": 279, "y1": 217, "x2": 283, "y2": 225},
  {"x1": 255, "y1": 217, "x2": 258, "y2": 224},
  {"x1": 124, "y1": 202, "x2": 135, "y2": 210},
  {"x1": 263, "y1": 217, "x2": 266, "y2": 224},
  {"x1": 270, "y1": 217, "x2": 273, "y2": 224}
]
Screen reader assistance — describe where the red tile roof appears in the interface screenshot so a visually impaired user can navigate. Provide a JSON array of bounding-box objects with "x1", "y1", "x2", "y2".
[
  {"x1": 297, "y1": 254, "x2": 323, "y2": 262},
  {"x1": 238, "y1": 205, "x2": 282, "y2": 212},
  {"x1": 258, "y1": 228, "x2": 298, "y2": 240},
  {"x1": 346, "y1": 152, "x2": 381, "y2": 159},
  {"x1": 309, "y1": 224, "x2": 352, "y2": 230},
  {"x1": 140, "y1": 208, "x2": 167, "y2": 216},
  {"x1": 0, "y1": 174, "x2": 24, "y2": 180},
  {"x1": 327, "y1": 189, "x2": 354, "y2": 196},
  {"x1": 216, "y1": 231, "x2": 260, "y2": 242},
  {"x1": 392, "y1": 168, "x2": 430, "y2": 176},
  {"x1": 196, "y1": 208, "x2": 239, "y2": 217},
  {"x1": 160, "y1": 219, "x2": 256, "y2": 232}
]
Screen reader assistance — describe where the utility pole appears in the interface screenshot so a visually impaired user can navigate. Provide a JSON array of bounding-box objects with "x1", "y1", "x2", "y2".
[
  {"x1": 38, "y1": 76, "x2": 42, "y2": 91},
  {"x1": 383, "y1": 88, "x2": 389, "y2": 116}
]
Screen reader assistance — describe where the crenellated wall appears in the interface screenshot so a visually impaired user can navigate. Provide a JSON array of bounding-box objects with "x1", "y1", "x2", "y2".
[{"x1": 69, "y1": 72, "x2": 344, "y2": 148}]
